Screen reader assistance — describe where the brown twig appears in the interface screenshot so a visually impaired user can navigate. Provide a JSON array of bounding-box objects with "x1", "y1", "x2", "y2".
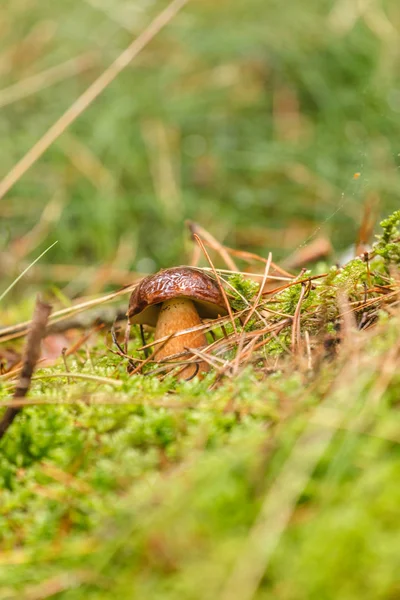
[{"x1": 0, "y1": 297, "x2": 52, "y2": 439}]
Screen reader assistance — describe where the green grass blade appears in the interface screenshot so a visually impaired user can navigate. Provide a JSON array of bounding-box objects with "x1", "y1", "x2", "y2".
[{"x1": 0, "y1": 241, "x2": 58, "y2": 303}]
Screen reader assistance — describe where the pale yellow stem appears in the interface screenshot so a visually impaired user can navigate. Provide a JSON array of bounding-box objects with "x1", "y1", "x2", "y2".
[{"x1": 154, "y1": 298, "x2": 208, "y2": 379}]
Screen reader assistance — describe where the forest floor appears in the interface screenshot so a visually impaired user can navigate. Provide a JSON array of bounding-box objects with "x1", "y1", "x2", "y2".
[{"x1": 0, "y1": 212, "x2": 399, "y2": 600}]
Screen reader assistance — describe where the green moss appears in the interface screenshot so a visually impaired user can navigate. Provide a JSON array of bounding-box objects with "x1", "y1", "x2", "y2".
[
  {"x1": 227, "y1": 273, "x2": 260, "y2": 312},
  {"x1": 374, "y1": 210, "x2": 400, "y2": 266}
]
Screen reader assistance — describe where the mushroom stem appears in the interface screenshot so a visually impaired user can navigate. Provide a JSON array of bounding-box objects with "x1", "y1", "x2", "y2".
[{"x1": 154, "y1": 298, "x2": 208, "y2": 379}]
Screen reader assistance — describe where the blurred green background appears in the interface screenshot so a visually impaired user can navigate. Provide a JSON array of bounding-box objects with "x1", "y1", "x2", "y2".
[{"x1": 1, "y1": 0, "x2": 399, "y2": 276}]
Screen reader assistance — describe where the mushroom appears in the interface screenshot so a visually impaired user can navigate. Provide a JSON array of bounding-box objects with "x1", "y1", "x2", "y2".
[{"x1": 127, "y1": 267, "x2": 227, "y2": 379}]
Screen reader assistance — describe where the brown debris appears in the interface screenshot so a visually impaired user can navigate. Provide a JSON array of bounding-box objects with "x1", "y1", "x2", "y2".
[{"x1": 284, "y1": 237, "x2": 333, "y2": 270}]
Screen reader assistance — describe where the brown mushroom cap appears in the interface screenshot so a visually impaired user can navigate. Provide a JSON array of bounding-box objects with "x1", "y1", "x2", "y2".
[{"x1": 127, "y1": 267, "x2": 227, "y2": 327}]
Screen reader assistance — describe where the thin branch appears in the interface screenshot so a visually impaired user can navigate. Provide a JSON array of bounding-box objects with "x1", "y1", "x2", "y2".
[{"x1": 0, "y1": 298, "x2": 52, "y2": 439}]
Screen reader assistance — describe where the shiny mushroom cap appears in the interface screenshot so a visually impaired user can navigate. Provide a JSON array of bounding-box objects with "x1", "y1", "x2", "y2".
[{"x1": 127, "y1": 267, "x2": 227, "y2": 327}]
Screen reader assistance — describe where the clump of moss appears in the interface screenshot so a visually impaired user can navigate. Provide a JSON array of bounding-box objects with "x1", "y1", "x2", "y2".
[
  {"x1": 374, "y1": 210, "x2": 400, "y2": 267},
  {"x1": 227, "y1": 274, "x2": 259, "y2": 312}
]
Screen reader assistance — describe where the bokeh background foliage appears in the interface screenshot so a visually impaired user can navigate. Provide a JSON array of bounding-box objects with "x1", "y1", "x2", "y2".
[{"x1": 1, "y1": 0, "x2": 399, "y2": 270}]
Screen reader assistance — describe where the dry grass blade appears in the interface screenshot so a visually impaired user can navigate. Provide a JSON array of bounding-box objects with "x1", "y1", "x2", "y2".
[
  {"x1": 223, "y1": 246, "x2": 294, "y2": 278},
  {"x1": 0, "y1": 281, "x2": 138, "y2": 343},
  {"x1": 128, "y1": 333, "x2": 178, "y2": 376},
  {"x1": 0, "y1": 0, "x2": 190, "y2": 201},
  {"x1": 305, "y1": 330, "x2": 312, "y2": 370},
  {"x1": 337, "y1": 289, "x2": 357, "y2": 349},
  {"x1": 185, "y1": 345, "x2": 226, "y2": 372},
  {"x1": 0, "y1": 53, "x2": 95, "y2": 109},
  {"x1": 239, "y1": 319, "x2": 292, "y2": 358},
  {"x1": 232, "y1": 334, "x2": 246, "y2": 376},
  {"x1": 193, "y1": 234, "x2": 238, "y2": 334},
  {"x1": 187, "y1": 221, "x2": 238, "y2": 270},
  {"x1": 262, "y1": 272, "x2": 327, "y2": 297},
  {"x1": 244, "y1": 252, "x2": 272, "y2": 327},
  {"x1": 291, "y1": 282, "x2": 307, "y2": 352},
  {"x1": 137, "y1": 320, "x2": 210, "y2": 352},
  {"x1": 201, "y1": 267, "x2": 292, "y2": 283}
]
